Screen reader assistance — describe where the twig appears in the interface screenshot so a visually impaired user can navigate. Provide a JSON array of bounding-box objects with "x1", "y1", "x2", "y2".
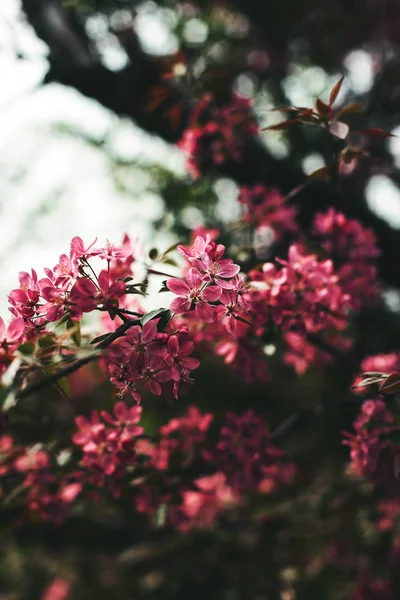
[{"x1": 270, "y1": 412, "x2": 300, "y2": 440}]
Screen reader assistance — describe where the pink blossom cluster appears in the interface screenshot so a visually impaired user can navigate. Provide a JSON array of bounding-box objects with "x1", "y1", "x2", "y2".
[
  {"x1": 7, "y1": 235, "x2": 134, "y2": 329},
  {"x1": 0, "y1": 434, "x2": 81, "y2": 524},
  {"x1": 72, "y1": 402, "x2": 143, "y2": 496},
  {"x1": 352, "y1": 572, "x2": 393, "y2": 600},
  {"x1": 313, "y1": 209, "x2": 380, "y2": 310},
  {"x1": 134, "y1": 405, "x2": 293, "y2": 531},
  {"x1": 137, "y1": 404, "x2": 213, "y2": 471},
  {"x1": 135, "y1": 405, "x2": 234, "y2": 530},
  {"x1": 249, "y1": 243, "x2": 350, "y2": 336},
  {"x1": 343, "y1": 399, "x2": 400, "y2": 491},
  {"x1": 179, "y1": 310, "x2": 269, "y2": 383},
  {"x1": 238, "y1": 185, "x2": 298, "y2": 241},
  {"x1": 178, "y1": 93, "x2": 259, "y2": 177},
  {"x1": 204, "y1": 409, "x2": 295, "y2": 494},
  {"x1": 167, "y1": 234, "x2": 250, "y2": 336},
  {"x1": 106, "y1": 320, "x2": 200, "y2": 402},
  {"x1": 283, "y1": 331, "x2": 351, "y2": 375}
]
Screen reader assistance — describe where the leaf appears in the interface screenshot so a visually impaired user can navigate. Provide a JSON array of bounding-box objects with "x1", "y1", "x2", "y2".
[
  {"x1": 38, "y1": 333, "x2": 57, "y2": 349},
  {"x1": 149, "y1": 248, "x2": 159, "y2": 260},
  {"x1": 157, "y1": 310, "x2": 174, "y2": 332},
  {"x1": 161, "y1": 242, "x2": 179, "y2": 257},
  {"x1": 234, "y1": 315, "x2": 252, "y2": 326},
  {"x1": 67, "y1": 320, "x2": 81, "y2": 347},
  {"x1": 53, "y1": 376, "x2": 71, "y2": 400},
  {"x1": 306, "y1": 166, "x2": 330, "y2": 182},
  {"x1": 17, "y1": 342, "x2": 35, "y2": 356},
  {"x1": 352, "y1": 372, "x2": 389, "y2": 389},
  {"x1": 360, "y1": 128, "x2": 395, "y2": 138},
  {"x1": 161, "y1": 257, "x2": 178, "y2": 267},
  {"x1": 126, "y1": 285, "x2": 145, "y2": 295},
  {"x1": 379, "y1": 373, "x2": 400, "y2": 394},
  {"x1": 262, "y1": 118, "x2": 300, "y2": 131},
  {"x1": 336, "y1": 103, "x2": 363, "y2": 118},
  {"x1": 329, "y1": 76, "x2": 345, "y2": 106},
  {"x1": 90, "y1": 333, "x2": 111, "y2": 345},
  {"x1": 329, "y1": 120, "x2": 349, "y2": 140},
  {"x1": 315, "y1": 99, "x2": 334, "y2": 119},
  {"x1": 140, "y1": 308, "x2": 167, "y2": 327}
]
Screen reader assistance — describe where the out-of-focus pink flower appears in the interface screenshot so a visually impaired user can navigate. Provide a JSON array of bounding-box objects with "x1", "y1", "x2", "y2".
[{"x1": 42, "y1": 578, "x2": 70, "y2": 600}]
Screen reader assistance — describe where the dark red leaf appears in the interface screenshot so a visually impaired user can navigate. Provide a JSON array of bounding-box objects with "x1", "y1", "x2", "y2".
[
  {"x1": 360, "y1": 127, "x2": 396, "y2": 138},
  {"x1": 379, "y1": 373, "x2": 400, "y2": 394},
  {"x1": 262, "y1": 118, "x2": 300, "y2": 131},
  {"x1": 316, "y1": 99, "x2": 334, "y2": 119},
  {"x1": 329, "y1": 76, "x2": 345, "y2": 106}
]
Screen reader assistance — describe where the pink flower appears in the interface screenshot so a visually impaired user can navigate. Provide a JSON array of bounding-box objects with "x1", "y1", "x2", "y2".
[
  {"x1": 69, "y1": 236, "x2": 99, "y2": 262},
  {"x1": 165, "y1": 335, "x2": 200, "y2": 380},
  {"x1": 167, "y1": 268, "x2": 221, "y2": 322},
  {"x1": 205, "y1": 410, "x2": 295, "y2": 494},
  {"x1": 130, "y1": 354, "x2": 172, "y2": 396},
  {"x1": 69, "y1": 270, "x2": 126, "y2": 318},
  {"x1": 180, "y1": 472, "x2": 238, "y2": 531},
  {"x1": 42, "y1": 578, "x2": 70, "y2": 600},
  {"x1": 0, "y1": 317, "x2": 25, "y2": 349},
  {"x1": 97, "y1": 239, "x2": 131, "y2": 261}
]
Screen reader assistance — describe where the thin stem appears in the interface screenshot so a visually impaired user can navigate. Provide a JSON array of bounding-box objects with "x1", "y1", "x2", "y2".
[{"x1": 270, "y1": 412, "x2": 300, "y2": 440}]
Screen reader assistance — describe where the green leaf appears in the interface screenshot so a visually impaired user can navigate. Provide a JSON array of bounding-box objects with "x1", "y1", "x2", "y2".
[
  {"x1": 67, "y1": 320, "x2": 81, "y2": 347},
  {"x1": 55, "y1": 313, "x2": 72, "y2": 327},
  {"x1": 140, "y1": 308, "x2": 167, "y2": 327},
  {"x1": 235, "y1": 315, "x2": 252, "y2": 326},
  {"x1": 149, "y1": 248, "x2": 159, "y2": 260},
  {"x1": 38, "y1": 333, "x2": 57, "y2": 349},
  {"x1": 157, "y1": 310, "x2": 174, "y2": 332},
  {"x1": 161, "y1": 257, "x2": 177, "y2": 267},
  {"x1": 161, "y1": 242, "x2": 179, "y2": 257},
  {"x1": 53, "y1": 376, "x2": 72, "y2": 399},
  {"x1": 17, "y1": 342, "x2": 35, "y2": 356},
  {"x1": 90, "y1": 333, "x2": 111, "y2": 345},
  {"x1": 126, "y1": 285, "x2": 145, "y2": 295}
]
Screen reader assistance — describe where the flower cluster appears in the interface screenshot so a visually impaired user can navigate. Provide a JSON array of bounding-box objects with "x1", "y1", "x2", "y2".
[
  {"x1": 313, "y1": 209, "x2": 380, "y2": 310},
  {"x1": 352, "y1": 572, "x2": 393, "y2": 600},
  {"x1": 283, "y1": 330, "x2": 352, "y2": 375},
  {"x1": 72, "y1": 402, "x2": 143, "y2": 496},
  {"x1": 178, "y1": 93, "x2": 259, "y2": 177},
  {"x1": 249, "y1": 243, "x2": 350, "y2": 336},
  {"x1": 106, "y1": 320, "x2": 200, "y2": 402},
  {"x1": 204, "y1": 409, "x2": 295, "y2": 494},
  {"x1": 8, "y1": 236, "x2": 133, "y2": 328},
  {"x1": 343, "y1": 399, "x2": 400, "y2": 491},
  {"x1": 167, "y1": 234, "x2": 250, "y2": 335},
  {"x1": 238, "y1": 185, "x2": 298, "y2": 241},
  {"x1": 137, "y1": 404, "x2": 213, "y2": 471},
  {"x1": 0, "y1": 435, "x2": 81, "y2": 524}
]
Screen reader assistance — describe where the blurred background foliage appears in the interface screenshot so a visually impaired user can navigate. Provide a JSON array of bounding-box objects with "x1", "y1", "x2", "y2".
[{"x1": 2, "y1": 0, "x2": 400, "y2": 598}]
